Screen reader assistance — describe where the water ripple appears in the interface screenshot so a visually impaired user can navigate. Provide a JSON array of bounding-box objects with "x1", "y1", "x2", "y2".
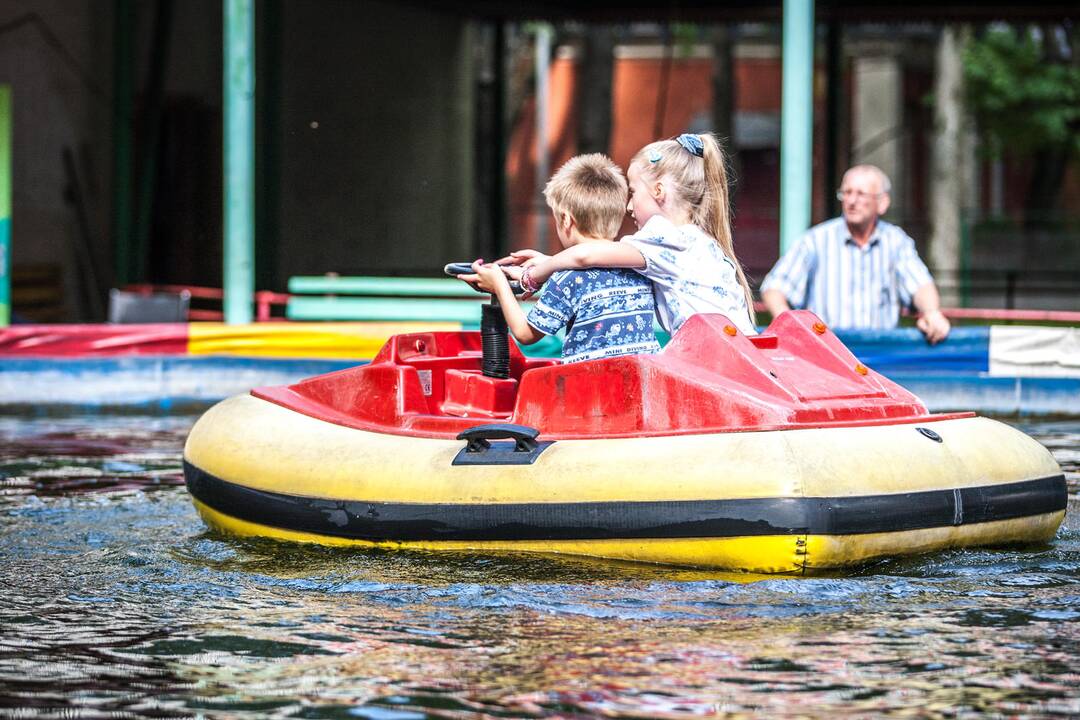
[{"x1": 0, "y1": 411, "x2": 1078, "y2": 718}]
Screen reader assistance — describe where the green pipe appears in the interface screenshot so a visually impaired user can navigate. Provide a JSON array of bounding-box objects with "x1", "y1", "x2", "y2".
[
  {"x1": 288, "y1": 275, "x2": 479, "y2": 298},
  {"x1": 287, "y1": 297, "x2": 492, "y2": 324},
  {"x1": 111, "y1": 0, "x2": 134, "y2": 286},
  {"x1": 0, "y1": 86, "x2": 10, "y2": 327},
  {"x1": 224, "y1": 0, "x2": 255, "y2": 324},
  {"x1": 779, "y1": 0, "x2": 815, "y2": 255}
]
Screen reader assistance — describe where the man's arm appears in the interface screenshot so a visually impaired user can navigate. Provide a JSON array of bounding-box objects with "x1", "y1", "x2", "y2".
[
  {"x1": 761, "y1": 288, "x2": 792, "y2": 318},
  {"x1": 892, "y1": 231, "x2": 950, "y2": 345},
  {"x1": 912, "y1": 282, "x2": 951, "y2": 345},
  {"x1": 759, "y1": 234, "x2": 815, "y2": 317},
  {"x1": 526, "y1": 242, "x2": 646, "y2": 285}
]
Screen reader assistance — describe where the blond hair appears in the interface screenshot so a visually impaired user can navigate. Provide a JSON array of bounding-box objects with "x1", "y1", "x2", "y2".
[
  {"x1": 630, "y1": 134, "x2": 755, "y2": 325},
  {"x1": 543, "y1": 153, "x2": 628, "y2": 239}
]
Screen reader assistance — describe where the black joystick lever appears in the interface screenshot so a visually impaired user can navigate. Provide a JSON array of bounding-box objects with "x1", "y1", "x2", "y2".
[{"x1": 444, "y1": 261, "x2": 521, "y2": 380}]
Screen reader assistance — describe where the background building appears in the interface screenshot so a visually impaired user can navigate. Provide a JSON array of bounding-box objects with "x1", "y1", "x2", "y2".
[{"x1": 1, "y1": 1, "x2": 1076, "y2": 322}]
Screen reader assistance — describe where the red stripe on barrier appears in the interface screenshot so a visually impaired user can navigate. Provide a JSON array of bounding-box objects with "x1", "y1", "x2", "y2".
[
  {"x1": 939, "y1": 308, "x2": 1080, "y2": 323},
  {"x1": 0, "y1": 324, "x2": 190, "y2": 356},
  {"x1": 124, "y1": 283, "x2": 223, "y2": 300},
  {"x1": 758, "y1": 303, "x2": 1080, "y2": 324}
]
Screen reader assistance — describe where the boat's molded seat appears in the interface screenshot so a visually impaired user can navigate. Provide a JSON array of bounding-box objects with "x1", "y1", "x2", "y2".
[
  {"x1": 512, "y1": 312, "x2": 929, "y2": 437},
  {"x1": 254, "y1": 330, "x2": 559, "y2": 436}
]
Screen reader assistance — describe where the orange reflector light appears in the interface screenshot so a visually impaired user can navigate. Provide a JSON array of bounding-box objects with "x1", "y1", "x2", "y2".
[
  {"x1": 855, "y1": 363, "x2": 868, "y2": 375},
  {"x1": 723, "y1": 325, "x2": 738, "y2": 336},
  {"x1": 812, "y1": 321, "x2": 827, "y2": 334}
]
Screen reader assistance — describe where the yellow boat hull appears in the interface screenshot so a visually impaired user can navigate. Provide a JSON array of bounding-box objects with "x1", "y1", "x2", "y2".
[{"x1": 183, "y1": 394, "x2": 1066, "y2": 574}]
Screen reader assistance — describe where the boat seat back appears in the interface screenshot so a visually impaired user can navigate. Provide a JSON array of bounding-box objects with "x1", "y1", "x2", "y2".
[
  {"x1": 441, "y1": 369, "x2": 518, "y2": 418},
  {"x1": 512, "y1": 312, "x2": 926, "y2": 435}
]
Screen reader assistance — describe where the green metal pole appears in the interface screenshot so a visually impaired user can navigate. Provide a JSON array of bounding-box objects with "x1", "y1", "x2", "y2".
[
  {"x1": 0, "y1": 86, "x2": 10, "y2": 327},
  {"x1": 779, "y1": 0, "x2": 815, "y2": 255},
  {"x1": 224, "y1": 0, "x2": 255, "y2": 324}
]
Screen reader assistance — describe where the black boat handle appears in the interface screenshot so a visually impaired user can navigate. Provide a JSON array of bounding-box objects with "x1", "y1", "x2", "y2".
[{"x1": 457, "y1": 423, "x2": 540, "y2": 454}]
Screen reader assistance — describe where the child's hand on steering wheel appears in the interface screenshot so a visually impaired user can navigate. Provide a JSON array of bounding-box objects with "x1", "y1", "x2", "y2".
[
  {"x1": 462, "y1": 260, "x2": 512, "y2": 296},
  {"x1": 497, "y1": 249, "x2": 550, "y2": 271},
  {"x1": 449, "y1": 259, "x2": 530, "y2": 297},
  {"x1": 500, "y1": 264, "x2": 523, "y2": 281}
]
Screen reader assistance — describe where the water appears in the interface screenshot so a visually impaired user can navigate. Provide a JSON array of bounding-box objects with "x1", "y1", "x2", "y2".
[{"x1": 1, "y1": 412, "x2": 1078, "y2": 719}]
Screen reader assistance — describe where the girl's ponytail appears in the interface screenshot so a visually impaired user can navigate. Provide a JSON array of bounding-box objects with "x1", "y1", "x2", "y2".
[
  {"x1": 696, "y1": 134, "x2": 756, "y2": 326},
  {"x1": 631, "y1": 133, "x2": 757, "y2": 328}
]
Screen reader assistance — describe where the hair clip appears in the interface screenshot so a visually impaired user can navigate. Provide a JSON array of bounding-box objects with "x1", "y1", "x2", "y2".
[
  {"x1": 675, "y1": 133, "x2": 704, "y2": 158},
  {"x1": 647, "y1": 150, "x2": 662, "y2": 163}
]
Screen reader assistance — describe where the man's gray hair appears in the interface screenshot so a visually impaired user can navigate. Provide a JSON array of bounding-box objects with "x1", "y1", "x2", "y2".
[{"x1": 846, "y1": 164, "x2": 892, "y2": 195}]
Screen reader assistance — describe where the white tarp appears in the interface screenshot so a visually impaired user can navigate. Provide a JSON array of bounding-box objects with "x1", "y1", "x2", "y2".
[{"x1": 989, "y1": 325, "x2": 1080, "y2": 378}]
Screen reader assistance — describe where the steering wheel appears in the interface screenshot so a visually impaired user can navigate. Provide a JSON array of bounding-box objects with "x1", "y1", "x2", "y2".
[{"x1": 444, "y1": 262, "x2": 523, "y2": 295}]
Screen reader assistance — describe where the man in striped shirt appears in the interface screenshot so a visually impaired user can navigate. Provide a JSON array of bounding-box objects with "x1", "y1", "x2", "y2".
[{"x1": 761, "y1": 165, "x2": 951, "y2": 344}]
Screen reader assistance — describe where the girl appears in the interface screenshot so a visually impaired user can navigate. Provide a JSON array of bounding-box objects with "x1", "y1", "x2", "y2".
[{"x1": 506, "y1": 133, "x2": 756, "y2": 335}]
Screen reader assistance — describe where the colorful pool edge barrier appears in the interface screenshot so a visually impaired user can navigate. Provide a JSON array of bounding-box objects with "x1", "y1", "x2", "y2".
[
  {"x1": 0, "y1": 321, "x2": 1077, "y2": 413},
  {"x1": 0, "y1": 321, "x2": 464, "y2": 359}
]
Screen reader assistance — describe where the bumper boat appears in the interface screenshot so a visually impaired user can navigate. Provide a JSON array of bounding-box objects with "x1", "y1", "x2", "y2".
[{"x1": 183, "y1": 294, "x2": 1066, "y2": 573}]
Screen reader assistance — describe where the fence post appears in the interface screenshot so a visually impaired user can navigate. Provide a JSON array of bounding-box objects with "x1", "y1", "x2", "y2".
[
  {"x1": 0, "y1": 86, "x2": 10, "y2": 327},
  {"x1": 959, "y1": 209, "x2": 971, "y2": 308},
  {"x1": 1005, "y1": 270, "x2": 1017, "y2": 311},
  {"x1": 533, "y1": 24, "x2": 551, "y2": 252},
  {"x1": 112, "y1": 0, "x2": 135, "y2": 286}
]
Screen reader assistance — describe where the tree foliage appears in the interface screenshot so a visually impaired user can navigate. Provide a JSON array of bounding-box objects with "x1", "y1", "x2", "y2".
[{"x1": 963, "y1": 25, "x2": 1080, "y2": 157}]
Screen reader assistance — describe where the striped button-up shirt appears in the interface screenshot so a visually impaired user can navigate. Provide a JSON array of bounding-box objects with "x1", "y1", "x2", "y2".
[{"x1": 760, "y1": 217, "x2": 934, "y2": 330}]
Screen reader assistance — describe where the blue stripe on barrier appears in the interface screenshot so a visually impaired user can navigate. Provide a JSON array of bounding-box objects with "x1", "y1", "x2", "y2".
[
  {"x1": 0, "y1": 356, "x2": 359, "y2": 409},
  {"x1": 1018, "y1": 377, "x2": 1080, "y2": 416},
  {"x1": 834, "y1": 326, "x2": 990, "y2": 374},
  {"x1": 886, "y1": 372, "x2": 1080, "y2": 415},
  {"x1": 525, "y1": 327, "x2": 992, "y2": 372}
]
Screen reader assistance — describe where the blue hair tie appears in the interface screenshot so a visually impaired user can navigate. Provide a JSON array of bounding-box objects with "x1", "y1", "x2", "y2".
[
  {"x1": 647, "y1": 150, "x2": 662, "y2": 163},
  {"x1": 676, "y1": 133, "x2": 704, "y2": 158}
]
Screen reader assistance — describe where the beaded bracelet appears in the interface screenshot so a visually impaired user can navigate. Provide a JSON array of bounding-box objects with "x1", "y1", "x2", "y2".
[{"x1": 520, "y1": 267, "x2": 540, "y2": 294}]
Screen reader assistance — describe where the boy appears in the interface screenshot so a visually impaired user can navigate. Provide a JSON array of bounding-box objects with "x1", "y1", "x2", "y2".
[{"x1": 467, "y1": 154, "x2": 660, "y2": 363}]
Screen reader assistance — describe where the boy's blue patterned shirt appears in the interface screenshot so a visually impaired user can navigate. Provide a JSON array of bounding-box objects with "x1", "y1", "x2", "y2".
[{"x1": 527, "y1": 268, "x2": 661, "y2": 363}]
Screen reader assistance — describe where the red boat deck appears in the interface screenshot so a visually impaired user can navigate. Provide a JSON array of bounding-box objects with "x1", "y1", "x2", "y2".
[{"x1": 253, "y1": 311, "x2": 971, "y2": 440}]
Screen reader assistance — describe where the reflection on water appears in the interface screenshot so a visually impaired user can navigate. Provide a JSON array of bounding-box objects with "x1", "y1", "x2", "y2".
[{"x1": 1, "y1": 412, "x2": 1078, "y2": 718}]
